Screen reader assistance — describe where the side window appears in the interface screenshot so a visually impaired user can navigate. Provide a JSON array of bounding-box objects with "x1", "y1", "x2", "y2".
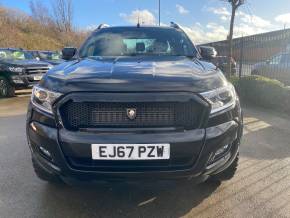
[
  {"x1": 280, "y1": 54, "x2": 290, "y2": 66},
  {"x1": 12, "y1": 51, "x2": 25, "y2": 60},
  {"x1": 86, "y1": 44, "x2": 95, "y2": 57},
  {"x1": 51, "y1": 53, "x2": 60, "y2": 60},
  {"x1": 269, "y1": 55, "x2": 282, "y2": 65}
]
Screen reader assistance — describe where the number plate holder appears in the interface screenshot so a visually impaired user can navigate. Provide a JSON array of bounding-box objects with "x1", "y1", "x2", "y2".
[{"x1": 91, "y1": 144, "x2": 170, "y2": 160}]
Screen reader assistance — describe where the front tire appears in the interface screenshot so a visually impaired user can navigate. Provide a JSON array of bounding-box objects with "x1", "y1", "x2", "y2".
[
  {"x1": 0, "y1": 76, "x2": 15, "y2": 98},
  {"x1": 209, "y1": 153, "x2": 239, "y2": 182},
  {"x1": 32, "y1": 158, "x2": 62, "y2": 184}
]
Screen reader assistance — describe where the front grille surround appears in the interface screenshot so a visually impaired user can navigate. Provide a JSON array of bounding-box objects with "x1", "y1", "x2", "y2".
[{"x1": 57, "y1": 93, "x2": 208, "y2": 131}]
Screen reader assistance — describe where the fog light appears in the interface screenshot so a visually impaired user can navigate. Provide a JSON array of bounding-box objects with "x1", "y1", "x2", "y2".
[
  {"x1": 206, "y1": 153, "x2": 231, "y2": 170},
  {"x1": 11, "y1": 76, "x2": 24, "y2": 84},
  {"x1": 208, "y1": 144, "x2": 230, "y2": 166},
  {"x1": 39, "y1": 146, "x2": 52, "y2": 159},
  {"x1": 215, "y1": 144, "x2": 229, "y2": 157}
]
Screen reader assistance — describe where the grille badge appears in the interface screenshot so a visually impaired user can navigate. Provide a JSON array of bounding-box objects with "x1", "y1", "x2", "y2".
[{"x1": 126, "y1": 108, "x2": 137, "y2": 120}]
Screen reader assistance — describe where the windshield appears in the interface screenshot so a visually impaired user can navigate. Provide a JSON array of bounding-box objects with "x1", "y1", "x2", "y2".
[
  {"x1": 39, "y1": 51, "x2": 61, "y2": 60},
  {"x1": 0, "y1": 50, "x2": 34, "y2": 60},
  {"x1": 79, "y1": 27, "x2": 197, "y2": 57}
]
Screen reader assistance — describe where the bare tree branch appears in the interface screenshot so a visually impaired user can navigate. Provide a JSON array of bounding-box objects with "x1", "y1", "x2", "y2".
[
  {"x1": 29, "y1": 0, "x2": 52, "y2": 26},
  {"x1": 52, "y1": 0, "x2": 73, "y2": 32},
  {"x1": 221, "y1": 0, "x2": 246, "y2": 77}
]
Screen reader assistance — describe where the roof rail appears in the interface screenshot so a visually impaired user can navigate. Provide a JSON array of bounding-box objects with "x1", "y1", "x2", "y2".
[
  {"x1": 170, "y1": 22, "x2": 181, "y2": 29},
  {"x1": 1, "y1": 47, "x2": 21, "y2": 50},
  {"x1": 97, "y1": 24, "x2": 110, "y2": 30}
]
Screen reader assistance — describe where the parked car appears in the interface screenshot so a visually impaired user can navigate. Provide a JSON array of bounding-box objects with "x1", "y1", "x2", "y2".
[
  {"x1": 251, "y1": 52, "x2": 290, "y2": 84},
  {"x1": 212, "y1": 56, "x2": 237, "y2": 75},
  {"x1": 28, "y1": 50, "x2": 64, "y2": 66},
  {"x1": 27, "y1": 24, "x2": 243, "y2": 185},
  {"x1": 0, "y1": 48, "x2": 52, "y2": 97}
]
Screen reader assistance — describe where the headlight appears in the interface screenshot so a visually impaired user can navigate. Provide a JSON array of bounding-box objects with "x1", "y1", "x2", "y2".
[
  {"x1": 8, "y1": 67, "x2": 23, "y2": 73},
  {"x1": 31, "y1": 86, "x2": 62, "y2": 114},
  {"x1": 200, "y1": 84, "x2": 237, "y2": 115},
  {"x1": 11, "y1": 75, "x2": 24, "y2": 84}
]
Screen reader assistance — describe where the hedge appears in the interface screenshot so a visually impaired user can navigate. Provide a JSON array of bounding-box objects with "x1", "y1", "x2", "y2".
[{"x1": 229, "y1": 75, "x2": 290, "y2": 113}]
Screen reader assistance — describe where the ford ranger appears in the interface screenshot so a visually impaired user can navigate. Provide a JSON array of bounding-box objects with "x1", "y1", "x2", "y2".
[{"x1": 26, "y1": 24, "x2": 243, "y2": 184}]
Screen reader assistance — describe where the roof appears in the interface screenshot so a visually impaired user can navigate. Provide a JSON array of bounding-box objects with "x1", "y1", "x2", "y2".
[
  {"x1": 27, "y1": 50, "x2": 57, "y2": 53},
  {"x1": 0, "y1": 48, "x2": 22, "y2": 51},
  {"x1": 93, "y1": 25, "x2": 176, "y2": 32}
]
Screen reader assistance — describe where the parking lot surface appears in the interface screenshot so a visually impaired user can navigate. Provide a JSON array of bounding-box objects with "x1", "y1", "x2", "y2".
[{"x1": 1, "y1": 93, "x2": 290, "y2": 218}]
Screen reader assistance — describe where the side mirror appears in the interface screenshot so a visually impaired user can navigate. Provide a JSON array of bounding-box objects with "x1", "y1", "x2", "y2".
[
  {"x1": 62, "y1": 47, "x2": 77, "y2": 61},
  {"x1": 199, "y1": 46, "x2": 216, "y2": 61}
]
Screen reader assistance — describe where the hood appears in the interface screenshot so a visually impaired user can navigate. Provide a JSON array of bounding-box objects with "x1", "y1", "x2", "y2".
[
  {"x1": 253, "y1": 61, "x2": 266, "y2": 69},
  {"x1": 1, "y1": 59, "x2": 50, "y2": 67},
  {"x1": 41, "y1": 59, "x2": 65, "y2": 66},
  {"x1": 40, "y1": 56, "x2": 228, "y2": 93}
]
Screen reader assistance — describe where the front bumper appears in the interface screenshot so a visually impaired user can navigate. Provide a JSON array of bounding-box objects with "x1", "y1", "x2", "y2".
[
  {"x1": 27, "y1": 103, "x2": 243, "y2": 182},
  {"x1": 12, "y1": 74, "x2": 44, "y2": 87}
]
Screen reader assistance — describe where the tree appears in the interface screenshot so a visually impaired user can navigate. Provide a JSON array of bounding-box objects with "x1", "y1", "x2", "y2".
[
  {"x1": 29, "y1": 0, "x2": 52, "y2": 26},
  {"x1": 223, "y1": 0, "x2": 245, "y2": 77},
  {"x1": 0, "y1": 4, "x2": 86, "y2": 50},
  {"x1": 52, "y1": 0, "x2": 73, "y2": 32}
]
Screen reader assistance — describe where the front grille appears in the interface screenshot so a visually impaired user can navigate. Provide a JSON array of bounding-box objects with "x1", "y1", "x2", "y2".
[
  {"x1": 25, "y1": 66, "x2": 49, "y2": 75},
  {"x1": 59, "y1": 101, "x2": 203, "y2": 130}
]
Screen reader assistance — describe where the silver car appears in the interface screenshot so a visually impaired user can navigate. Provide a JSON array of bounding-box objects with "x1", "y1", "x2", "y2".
[{"x1": 252, "y1": 53, "x2": 290, "y2": 84}]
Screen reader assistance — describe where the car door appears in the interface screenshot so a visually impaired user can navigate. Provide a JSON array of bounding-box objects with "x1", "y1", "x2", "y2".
[
  {"x1": 264, "y1": 54, "x2": 282, "y2": 80},
  {"x1": 279, "y1": 54, "x2": 290, "y2": 84}
]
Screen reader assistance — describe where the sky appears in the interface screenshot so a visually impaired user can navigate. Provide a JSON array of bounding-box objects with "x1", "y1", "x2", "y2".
[{"x1": 1, "y1": 0, "x2": 290, "y2": 43}]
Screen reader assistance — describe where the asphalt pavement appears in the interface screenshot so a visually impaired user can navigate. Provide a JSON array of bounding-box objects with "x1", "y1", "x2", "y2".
[{"x1": 1, "y1": 92, "x2": 290, "y2": 218}]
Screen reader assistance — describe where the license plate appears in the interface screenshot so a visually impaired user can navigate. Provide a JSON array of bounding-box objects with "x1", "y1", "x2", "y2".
[
  {"x1": 91, "y1": 144, "x2": 170, "y2": 160},
  {"x1": 33, "y1": 75, "x2": 43, "y2": 81}
]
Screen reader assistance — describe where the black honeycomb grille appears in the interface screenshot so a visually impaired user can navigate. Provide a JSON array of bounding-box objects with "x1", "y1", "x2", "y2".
[{"x1": 59, "y1": 101, "x2": 202, "y2": 130}]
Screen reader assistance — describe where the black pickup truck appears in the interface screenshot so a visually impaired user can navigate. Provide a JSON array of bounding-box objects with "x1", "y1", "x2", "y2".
[
  {"x1": 27, "y1": 24, "x2": 243, "y2": 185},
  {"x1": 0, "y1": 48, "x2": 52, "y2": 97}
]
